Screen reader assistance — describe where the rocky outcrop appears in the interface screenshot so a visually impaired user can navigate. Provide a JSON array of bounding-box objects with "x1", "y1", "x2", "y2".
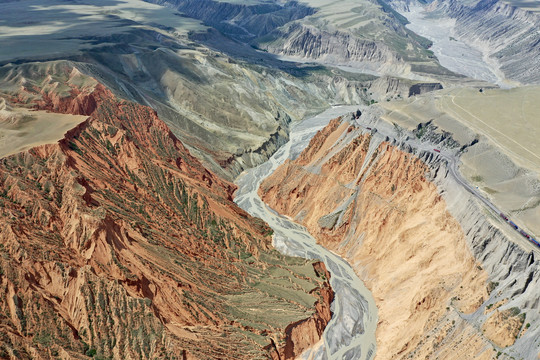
[
  {"x1": 0, "y1": 66, "x2": 333, "y2": 359},
  {"x1": 278, "y1": 262, "x2": 333, "y2": 360},
  {"x1": 367, "y1": 76, "x2": 443, "y2": 100},
  {"x1": 260, "y1": 115, "x2": 540, "y2": 359},
  {"x1": 408, "y1": 82, "x2": 443, "y2": 96}
]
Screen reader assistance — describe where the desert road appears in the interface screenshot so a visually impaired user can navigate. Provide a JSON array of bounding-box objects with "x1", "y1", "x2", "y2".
[{"x1": 357, "y1": 116, "x2": 540, "y2": 254}]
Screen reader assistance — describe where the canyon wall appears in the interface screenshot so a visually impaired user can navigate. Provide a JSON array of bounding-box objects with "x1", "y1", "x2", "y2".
[
  {"x1": 260, "y1": 115, "x2": 540, "y2": 359},
  {"x1": 257, "y1": 23, "x2": 411, "y2": 76},
  {"x1": 0, "y1": 64, "x2": 333, "y2": 359}
]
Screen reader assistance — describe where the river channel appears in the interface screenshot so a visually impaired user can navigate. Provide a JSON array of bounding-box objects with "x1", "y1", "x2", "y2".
[
  {"x1": 234, "y1": 106, "x2": 378, "y2": 360},
  {"x1": 403, "y1": 5, "x2": 508, "y2": 87}
]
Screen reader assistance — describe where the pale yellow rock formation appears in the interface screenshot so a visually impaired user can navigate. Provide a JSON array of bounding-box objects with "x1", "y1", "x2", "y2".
[{"x1": 260, "y1": 118, "x2": 496, "y2": 359}]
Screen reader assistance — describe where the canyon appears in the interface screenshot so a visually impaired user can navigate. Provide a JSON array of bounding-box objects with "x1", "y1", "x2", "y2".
[
  {"x1": 0, "y1": 0, "x2": 539, "y2": 359},
  {"x1": 235, "y1": 106, "x2": 380, "y2": 360},
  {"x1": 389, "y1": 0, "x2": 540, "y2": 85}
]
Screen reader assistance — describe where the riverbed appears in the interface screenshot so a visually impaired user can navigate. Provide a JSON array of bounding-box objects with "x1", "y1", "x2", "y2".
[
  {"x1": 403, "y1": 5, "x2": 509, "y2": 87},
  {"x1": 234, "y1": 106, "x2": 378, "y2": 360}
]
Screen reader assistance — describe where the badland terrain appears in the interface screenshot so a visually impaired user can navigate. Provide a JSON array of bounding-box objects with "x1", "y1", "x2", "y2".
[{"x1": 0, "y1": 0, "x2": 539, "y2": 359}]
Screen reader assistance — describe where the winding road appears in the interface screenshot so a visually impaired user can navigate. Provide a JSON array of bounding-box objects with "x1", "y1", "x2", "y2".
[{"x1": 441, "y1": 151, "x2": 540, "y2": 252}]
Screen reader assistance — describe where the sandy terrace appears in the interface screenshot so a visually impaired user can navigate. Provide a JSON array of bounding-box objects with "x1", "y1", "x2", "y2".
[{"x1": 0, "y1": 103, "x2": 87, "y2": 158}]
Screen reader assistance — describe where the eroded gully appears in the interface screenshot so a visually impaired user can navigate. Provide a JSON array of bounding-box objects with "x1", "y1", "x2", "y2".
[{"x1": 234, "y1": 106, "x2": 377, "y2": 360}]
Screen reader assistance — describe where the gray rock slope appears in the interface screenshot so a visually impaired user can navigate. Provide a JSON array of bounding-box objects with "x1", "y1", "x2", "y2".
[{"x1": 429, "y1": 152, "x2": 540, "y2": 360}]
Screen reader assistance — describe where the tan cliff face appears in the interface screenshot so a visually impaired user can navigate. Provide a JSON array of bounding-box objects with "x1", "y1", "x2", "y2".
[
  {"x1": 0, "y1": 65, "x2": 332, "y2": 360},
  {"x1": 259, "y1": 117, "x2": 522, "y2": 359}
]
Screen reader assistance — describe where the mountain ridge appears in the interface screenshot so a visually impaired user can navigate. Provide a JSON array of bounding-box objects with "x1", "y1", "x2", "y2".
[{"x1": 0, "y1": 64, "x2": 333, "y2": 360}]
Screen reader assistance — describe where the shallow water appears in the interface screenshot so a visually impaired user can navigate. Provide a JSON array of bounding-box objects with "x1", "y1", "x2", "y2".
[{"x1": 234, "y1": 106, "x2": 378, "y2": 360}]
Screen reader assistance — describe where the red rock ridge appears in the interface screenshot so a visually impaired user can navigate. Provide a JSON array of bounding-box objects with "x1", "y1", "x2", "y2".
[
  {"x1": 0, "y1": 68, "x2": 333, "y2": 359},
  {"x1": 282, "y1": 262, "x2": 334, "y2": 359}
]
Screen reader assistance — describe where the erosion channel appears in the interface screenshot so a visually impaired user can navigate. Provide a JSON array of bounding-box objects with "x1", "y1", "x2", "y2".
[{"x1": 234, "y1": 106, "x2": 377, "y2": 360}]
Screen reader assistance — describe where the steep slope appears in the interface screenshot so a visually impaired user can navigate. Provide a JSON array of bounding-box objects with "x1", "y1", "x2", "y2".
[
  {"x1": 0, "y1": 65, "x2": 333, "y2": 359},
  {"x1": 260, "y1": 115, "x2": 540, "y2": 359}
]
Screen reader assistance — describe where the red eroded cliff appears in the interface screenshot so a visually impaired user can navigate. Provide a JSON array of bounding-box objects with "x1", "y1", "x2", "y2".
[
  {"x1": 0, "y1": 65, "x2": 333, "y2": 359},
  {"x1": 281, "y1": 262, "x2": 333, "y2": 359}
]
